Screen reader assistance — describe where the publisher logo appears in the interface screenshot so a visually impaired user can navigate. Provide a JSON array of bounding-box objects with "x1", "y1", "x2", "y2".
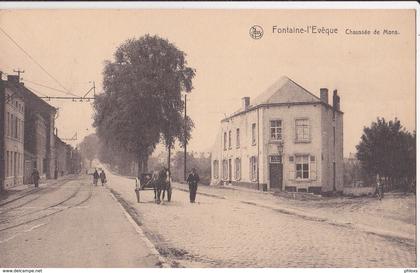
[{"x1": 249, "y1": 25, "x2": 264, "y2": 40}]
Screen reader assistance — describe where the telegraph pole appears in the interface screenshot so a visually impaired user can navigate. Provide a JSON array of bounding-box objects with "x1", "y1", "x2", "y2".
[
  {"x1": 13, "y1": 69, "x2": 24, "y2": 81},
  {"x1": 184, "y1": 94, "x2": 187, "y2": 181}
]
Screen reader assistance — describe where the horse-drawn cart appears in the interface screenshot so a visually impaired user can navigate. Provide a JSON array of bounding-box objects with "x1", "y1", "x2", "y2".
[{"x1": 134, "y1": 171, "x2": 172, "y2": 203}]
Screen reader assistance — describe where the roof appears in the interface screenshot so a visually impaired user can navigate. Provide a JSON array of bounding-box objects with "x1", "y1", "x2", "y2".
[
  {"x1": 223, "y1": 76, "x2": 341, "y2": 121},
  {"x1": 3, "y1": 80, "x2": 56, "y2": 114},
  {"x1": 251, "y1": 76, "x2": 320, "y2": 106}
]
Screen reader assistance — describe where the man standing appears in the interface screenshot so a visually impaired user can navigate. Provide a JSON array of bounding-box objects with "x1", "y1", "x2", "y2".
[
  {"x1": 31, "y1": 168, "x2": 40, "y2": 188},
  {"x1": 93, "y1": 169, "x2": 99, "y2": 186},
  {"x1": 187, "y1": 168, "x2": 200, "y2": 203},
  {"x1": 100, "y1": 170, "x2": 107, "y2": 186}
]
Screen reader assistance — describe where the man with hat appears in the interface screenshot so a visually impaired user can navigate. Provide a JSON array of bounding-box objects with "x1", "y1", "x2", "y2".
[{"x1": 186, "y1": 168, "x2": 200, "y2": 203}]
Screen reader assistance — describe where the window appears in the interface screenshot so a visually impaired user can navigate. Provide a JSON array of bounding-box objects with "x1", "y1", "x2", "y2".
[
  {"x1": 6, "y1": 151, "x2": 9, "y2": 177},
  {"x1": 249, "y1": 156, "x2": 257, "y2": 181},
  {"x1": 251, "y1": 123, "x2": 256, "y2": 145},
  {"x1": 270, "y1": 120, "x2": 282, "y2": 141},
  {"x1": 228, "y1": 130, "x2": 232, "y2": 149},
  {"x1": 236, "y1": 128, "x2": 240, "y2": 148},
  {"x1": 213, "y1": 160, "x2": 219, "y2": 179},
  {"x1": 296, "y1": 155, "x2": 309, "y2": 179},
  {"x1": 269, "y1": 155, "x2": 282, "y2": 163},
  {"x1": 222, "y1": 160, "x2": 228, "y2": 180},
  {"x1": 223, "y1": 132, "x2": 227, "y2": 150},
  {"x1": 296, "y1": 119, "x2": 310, "y2": 142},
  {"x1": 15, "y1": 116, "x2": 18, "y2": 138},
  {"x1": 10, "y1": 114, "x2": 14, "y2": 138},
  {"x1": 6, "y1": 112, "x2": 10, "y2": 136},
  {"x1": 234, "y1": 158, "x2": 241, "y2": 180}
]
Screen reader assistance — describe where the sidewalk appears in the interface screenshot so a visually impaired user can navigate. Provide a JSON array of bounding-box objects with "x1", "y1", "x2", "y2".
[
  {"x1": 172, "y1": 181, "x2": 416, "y2": 244},
  {"x1": 0, "y1": 174, "x2": 80, "y2": 206}
]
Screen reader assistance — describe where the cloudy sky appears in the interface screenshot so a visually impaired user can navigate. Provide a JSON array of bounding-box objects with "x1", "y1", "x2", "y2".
[{"x1": 0, "y1": 8, "x2": 415, "y2": 156}]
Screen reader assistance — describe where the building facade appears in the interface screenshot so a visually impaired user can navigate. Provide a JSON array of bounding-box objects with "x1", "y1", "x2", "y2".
[
  {"x1": 0, "y1": 75, "x2": 57, "y2": 190},
  {"x1": 0, "y1": 77, "x2": 25, "y2": 190},
  {"x1": 211, "y1": 76, "x2": 344, "y2": 194}
]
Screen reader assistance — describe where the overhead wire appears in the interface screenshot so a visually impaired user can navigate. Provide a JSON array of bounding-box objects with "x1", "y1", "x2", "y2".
[
  {"x1": 0, "y1": 26, "x2": 79, "y2": 97},
  {"x1": 22, "y1": 79, "x2": 76, "y2": 97}
]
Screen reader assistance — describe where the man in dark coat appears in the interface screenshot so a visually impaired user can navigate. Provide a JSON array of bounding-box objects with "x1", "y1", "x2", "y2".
[
  {"x1": 31, "y1": 168, "x2": 40, "y2": 188},
  {"x1": 186, "y1": 168, "x2": 200, "y2": 203},
  {"x1": 100, "y1": 170, "x2": 107, "y2": 186},
  {"x1": 93, "y1": 169, "x2": 99, "y2": 186}
]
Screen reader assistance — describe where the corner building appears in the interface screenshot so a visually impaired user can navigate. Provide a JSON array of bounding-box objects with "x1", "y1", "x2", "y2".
[{"x1": 211, "y1": 76, "x2": 344, "y2": 194}]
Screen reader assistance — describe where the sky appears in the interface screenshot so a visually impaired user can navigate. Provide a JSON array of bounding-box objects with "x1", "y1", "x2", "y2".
[{"x1": 0, "y1": 8, "x2": 415, "y2": 156}]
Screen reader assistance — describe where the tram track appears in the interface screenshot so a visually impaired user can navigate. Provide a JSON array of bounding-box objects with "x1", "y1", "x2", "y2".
[
  {"x1": 0, "y1": 181, "x2": 93, "y2": 232},
  {"x1": 0, "y1": 178, "x2": 76, "y2": 215}
]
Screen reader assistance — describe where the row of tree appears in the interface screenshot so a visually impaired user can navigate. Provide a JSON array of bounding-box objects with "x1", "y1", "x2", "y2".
[
  {"x1": 78, "y1": 133, "x2": 211, "y2": 184},
  {"x1": 92, "y1": 35, "x2": 195, "y2": 176}
]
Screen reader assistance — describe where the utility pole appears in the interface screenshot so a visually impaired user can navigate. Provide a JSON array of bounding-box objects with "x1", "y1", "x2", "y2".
[
  {"x1": 184, "y1": 94, "x2": 187, "y2": 181},
  {"x1": 93, "y1": 81, "x2": 96, "y2": 97},
  {"x1": 13, "y1": 69, "x2": 24, "y2": 81}
]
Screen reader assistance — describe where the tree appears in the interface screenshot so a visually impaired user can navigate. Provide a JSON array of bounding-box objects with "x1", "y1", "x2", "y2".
[
  {"x1": 356, "y1": 117, "x2": 415, "y2": 191},
  {"x1": 78, "y1": 134, "x2": 99, "y2": 167},
  {"x1": 172, "y1": 151, "x2": 211, "y2": 184},
  {"x1": 93, "y1": 35, "x2": 195, "y2": 176}
]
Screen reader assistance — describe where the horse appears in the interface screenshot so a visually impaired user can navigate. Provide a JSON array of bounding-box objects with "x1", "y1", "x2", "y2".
[{"x1": 152, "y1": 168, "x2": 172, "y2": 204}]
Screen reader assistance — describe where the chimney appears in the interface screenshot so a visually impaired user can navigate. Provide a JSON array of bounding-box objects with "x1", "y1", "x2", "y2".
[
  {"x1": 333, "y1": 89, "x2": 340, "y2": 111},
  {"x1": 7, "y1": 75, "x2": 19, "y2": 83},
  {"x1": 320, "y1": 88, "x2": 328, "y2": 104},
  {"x1": 242, "y1": 97, "x2": 250, "y2": 110}
]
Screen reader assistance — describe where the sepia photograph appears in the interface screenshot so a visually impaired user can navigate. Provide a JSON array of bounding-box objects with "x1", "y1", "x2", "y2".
[{"x1": 0, "y1": 2, "x2": 417, "y2": 271}]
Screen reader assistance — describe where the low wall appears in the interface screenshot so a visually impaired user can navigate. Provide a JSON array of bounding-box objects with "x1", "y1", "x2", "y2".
[{"x1": 343, "y1": 186, "x2": 375, "y2": 197}]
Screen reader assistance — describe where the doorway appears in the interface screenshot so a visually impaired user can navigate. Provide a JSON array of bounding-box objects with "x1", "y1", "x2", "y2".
[{"x1": 269, "y1": 156, "x2": 283, "y2": 190}]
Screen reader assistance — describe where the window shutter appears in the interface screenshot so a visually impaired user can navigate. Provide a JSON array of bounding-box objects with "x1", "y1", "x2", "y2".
[
  {"x1": 310, "y1": 156, "x2": 317, "y2": 180},
  {"x1": 289, "y1": 159, "x2": 295, "y2": 180}
]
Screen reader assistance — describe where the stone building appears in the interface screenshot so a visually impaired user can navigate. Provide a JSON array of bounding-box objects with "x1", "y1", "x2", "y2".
[
  {"x1": 0, "y1": 75, "x2": 57, "y2": 186},
  {"x1": 20, "y1": 81, "x2": 57, "y2": 183},
  {"x1": 0, "y1": 75, "x2": 25, "y2": 190},
  {"x1": 210, "y1": 76, "x2": 344, "y2": 194}
]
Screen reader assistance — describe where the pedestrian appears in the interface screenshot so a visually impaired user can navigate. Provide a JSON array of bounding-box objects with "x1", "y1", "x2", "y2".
[
  {"x1": 31, "y1": 168, "x2": 40, "y2": 188},
  {"x1": 186, "y1": 168, "x2": 200, "y2": 203},
  {"x1": 93, "y1": 169, "x2": 99, "y2": 186},
  {"x1": 100, "y1": 170, "x2": 107, "y2": 186}
]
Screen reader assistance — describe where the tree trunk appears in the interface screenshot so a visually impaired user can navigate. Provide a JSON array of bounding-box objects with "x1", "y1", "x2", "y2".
[
  {"x1": 167, "y1": 145, "x2": 171, "y2": 174},
  {"x1": 137, "y1": 153, "x2": 149, "y2": 178}
]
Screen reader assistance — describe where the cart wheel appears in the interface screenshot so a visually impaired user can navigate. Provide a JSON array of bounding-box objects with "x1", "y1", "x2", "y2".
[{"x1": 167, "y1": 188, "x2": 172, "y2": 202}]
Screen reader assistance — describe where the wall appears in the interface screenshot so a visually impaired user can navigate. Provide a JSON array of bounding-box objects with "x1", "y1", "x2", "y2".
[
  {"x1": 219, "y1": 107, "x2": 260, "y2": 187},
  {"x1": 320, "y1": 106, "x2": 344, "y2": 192},
  {"x1": 261, "y1": 104, "x2": 322, "y2": 191},
  {"x1": 2, "y1": 86, "x2": 25, "y2": 189}
]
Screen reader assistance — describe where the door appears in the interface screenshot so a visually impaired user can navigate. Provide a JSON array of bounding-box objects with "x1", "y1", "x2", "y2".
[
  {"x1": 228, "y1": 159, "x2": 232, "y2": 182},
  {"x1": 13, "y1": 152, "x2": 17, "y2": 186},
  {"x1": 269, "y1": 156, "x2": 283, "y2": 190}
]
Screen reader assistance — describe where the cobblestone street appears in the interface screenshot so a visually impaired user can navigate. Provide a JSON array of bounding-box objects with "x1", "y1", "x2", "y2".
[{"x1": 106, "y1": 171, "x2": 416, "y2": 268}]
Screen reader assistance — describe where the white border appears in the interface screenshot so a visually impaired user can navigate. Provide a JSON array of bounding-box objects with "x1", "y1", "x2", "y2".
[
  {"x1": 0, "y1": 1, "x2": 418, "y2": 10},
  {"x1": 0, "y1": 2, "x2": 417, "y2": 272}
]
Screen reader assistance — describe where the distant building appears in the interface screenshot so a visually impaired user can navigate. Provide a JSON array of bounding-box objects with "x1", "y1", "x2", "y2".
[
  {"x1": 55, "y1": 134, "x2": 81, "y2": 176},
  {"x1": 211, "y1": 76, "x2": 344, "y2": 194},
  {"x1": 0, "y1": 75, "x2": 25, "y2": 190}
]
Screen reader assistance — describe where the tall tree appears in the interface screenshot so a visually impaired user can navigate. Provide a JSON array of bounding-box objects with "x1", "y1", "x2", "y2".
[
  {"x1": 78, "y1": 134, "x2": 99, "y2": 167},
  {"x1": 93, "y1": 35, "x2": 195, "y2": 176},
  {"x1": 356, "y1": 117, "x2": 415, "y2": 190}
]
